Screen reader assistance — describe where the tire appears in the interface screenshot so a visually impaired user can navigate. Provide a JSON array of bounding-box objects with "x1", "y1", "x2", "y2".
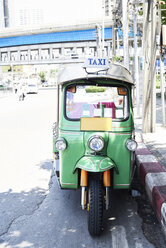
[{"x1": 88, "y1": 178, "x2": 103, "y2": 236}]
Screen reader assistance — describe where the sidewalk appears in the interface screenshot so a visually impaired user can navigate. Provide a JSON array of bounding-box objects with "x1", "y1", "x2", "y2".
[
  {"x1": 135, "y1": 114, "x2": 166, "y2": 238},
  {"x1": 135, "y1": 117, "x2": 166, "y2": 169}
]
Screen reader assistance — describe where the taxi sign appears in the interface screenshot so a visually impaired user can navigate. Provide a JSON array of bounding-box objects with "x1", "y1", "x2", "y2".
[{"x1": 83, "y1": 57, "x2": 110, "y2": 70}]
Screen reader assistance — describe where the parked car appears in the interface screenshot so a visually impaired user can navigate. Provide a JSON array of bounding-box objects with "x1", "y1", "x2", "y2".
[{"x1": 26, "y1": 83, "x2": 38, "y2": 94}]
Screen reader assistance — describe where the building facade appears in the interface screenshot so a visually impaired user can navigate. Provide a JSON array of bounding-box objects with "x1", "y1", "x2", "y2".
[
  {"x1": 8, "y1": 0, "x2": 44, "y2": 27},
  {"x1": 0, "y1": 0, "x2": 9, "y2": 27},
  {"x1": 0, "y1": 0, "x2": 4, "y2": 27}
]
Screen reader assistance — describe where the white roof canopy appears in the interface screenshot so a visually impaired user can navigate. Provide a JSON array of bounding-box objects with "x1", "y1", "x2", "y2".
[{"x1": 58, "y1": 62, "x2": 134, "y2": 86}]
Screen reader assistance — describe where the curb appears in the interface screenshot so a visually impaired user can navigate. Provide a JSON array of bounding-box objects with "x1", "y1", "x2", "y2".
[{"x1": 135, "y1": 134, "x2": 166, "y2": 237}]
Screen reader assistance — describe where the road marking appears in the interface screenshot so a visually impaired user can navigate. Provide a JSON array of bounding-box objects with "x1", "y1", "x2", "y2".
[
  {"x1": 111, "y1": 225, "x2": 129, "y2": 248},
  {"x1": 135, "y1": 241, "x2": 143, "y2": 248}
]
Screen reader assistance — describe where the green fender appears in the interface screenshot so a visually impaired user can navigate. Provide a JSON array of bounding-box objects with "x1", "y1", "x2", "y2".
[{"x1": 74, "y1": 156, "x2": 119, "y2": 173}]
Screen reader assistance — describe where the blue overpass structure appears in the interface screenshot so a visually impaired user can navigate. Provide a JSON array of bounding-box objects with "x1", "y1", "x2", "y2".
[
  {"x1": 0, "y1": 27, "x2": 138, "y2": 48},
  {"x1": 0, "y1": 28, "x2": 112, "y2": 48},
  {"x1": 0, "y1": 24, "x2": 115, "y2": 65},
  {"x1": 0, "y1": 21, "x2": 138, "y2": 66}
]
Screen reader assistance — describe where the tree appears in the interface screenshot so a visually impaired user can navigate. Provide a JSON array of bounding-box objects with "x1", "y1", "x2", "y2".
[
  {"x1": 159, "y1": 0, "x2": 166, "y2": 24},
  {"x1": 39, "y1": 71, "x2": 46, "y2": 82}
]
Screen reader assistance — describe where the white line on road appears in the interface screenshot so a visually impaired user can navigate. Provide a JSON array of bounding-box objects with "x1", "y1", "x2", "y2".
[{"x1": 111, "y1": 225, "x2": 129, "y2": 248}]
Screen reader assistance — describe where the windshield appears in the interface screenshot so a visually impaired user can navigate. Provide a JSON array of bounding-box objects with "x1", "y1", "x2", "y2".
[{"x1": 65, "y1": 84, "x2": 129, "y2": 121}]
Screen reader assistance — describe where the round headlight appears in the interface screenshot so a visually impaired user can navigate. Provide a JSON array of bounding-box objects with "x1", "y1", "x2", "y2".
[
  {"x1": 126, "y1": 139, "x2": 137, "y2": 151},
  {"x1": 55, "y1": 138, "x2": 67, "y2": 151},
  {"x1": 88, "y1": 135, "x2": 104, "y2": 152}
]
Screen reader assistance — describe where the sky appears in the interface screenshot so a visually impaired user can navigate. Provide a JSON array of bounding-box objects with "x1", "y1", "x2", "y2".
[{"x1": 10, "y1": 0, "x2": 103, "y2": 26}]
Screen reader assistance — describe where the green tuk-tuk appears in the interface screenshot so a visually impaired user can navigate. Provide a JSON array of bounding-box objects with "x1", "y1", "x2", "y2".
[{"x1": 53, "y1": 58, "x2": 137, "y2": 236}]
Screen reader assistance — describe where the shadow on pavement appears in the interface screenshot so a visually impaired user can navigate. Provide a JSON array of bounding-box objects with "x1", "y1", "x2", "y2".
[{"x1": 0, "y1": 159, "x2": 53, "y2": 245}]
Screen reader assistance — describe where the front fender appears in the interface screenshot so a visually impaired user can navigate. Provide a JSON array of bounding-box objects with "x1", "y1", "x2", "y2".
[{"x1": 74, "y1": 156, "x2": 117, "y2": 173}]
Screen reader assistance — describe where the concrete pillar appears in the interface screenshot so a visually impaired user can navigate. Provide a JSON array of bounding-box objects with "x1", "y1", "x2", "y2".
[
  {"x1": 17, "y1": 49, "x2": 21, "y2": 61},
  {"x1": 38, "y1": 48, "x2": 41, "y2": 60},
  {"x1": 49, "y1": 47, "x2": 53, "y2": 60},
  {"x1": 61, "y1": 47, "x2": 65, "y2": 56},
  {"x1": 122, "y1": 0, "x2": 129, "y2": 70},
  {"x1": 142, "y1": 0, "x2": 157, "y2": 133},
  {"x1": 7, "y1": 51, "x2": 10, "y2": 62},
  {"x1": 27, "y1": 49, "x2": 31, "y2": 61}
]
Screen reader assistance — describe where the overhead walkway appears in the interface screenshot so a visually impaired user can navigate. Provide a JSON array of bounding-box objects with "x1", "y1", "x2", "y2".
[
  {"x1": 0, "y1": 19, "x2": 114, "y2": 65},
  {"x1": 0, "y1": 28, "x2": 112, "y2": 48}
]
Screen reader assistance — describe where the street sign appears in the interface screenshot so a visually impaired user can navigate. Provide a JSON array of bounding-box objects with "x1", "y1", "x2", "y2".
[{"x1": 83, "y1": 58, "x2": 110, "y2": 70}]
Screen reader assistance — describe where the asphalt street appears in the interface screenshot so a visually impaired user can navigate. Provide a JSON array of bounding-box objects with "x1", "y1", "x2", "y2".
[{"x1": 0, "y1": 90, "x2": 165, "y2": 248}]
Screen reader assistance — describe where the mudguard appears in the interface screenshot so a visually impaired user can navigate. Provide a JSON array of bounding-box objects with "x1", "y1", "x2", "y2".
[{"x1": 74, "y1": 156, "x2": 118, "y2": 173}]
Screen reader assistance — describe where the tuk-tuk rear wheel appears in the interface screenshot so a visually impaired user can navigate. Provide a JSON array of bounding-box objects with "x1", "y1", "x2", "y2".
[{"x1": 88, "y1": 178, "x2": 103, "y2": 236}]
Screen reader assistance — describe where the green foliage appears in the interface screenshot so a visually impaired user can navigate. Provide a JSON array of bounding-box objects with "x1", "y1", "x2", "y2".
[
  {"x1": 138, "y1": 1, "x2": 166, "y2": 22},
  {"x1": 159, "y1": 0, "x2": 166, "y2": 25},
  {"x1": 156, "y1": 74, "x2": 161, "y2": 88},
  {"x1": 156, "y1": 74, "x2": 166, "y2": 88},
  {"x1": 113, "y1": 55, "x2": 122, "y2": 62},
  {"x1": 138, "y1": 10, "x2": 143, "y2": 16},
  {"x1": 138, "y1": 3, "x2": 143, "y2": 16},
  {"x1": 50, "y1": 69, "x2": 56, "y2": 76},
  {"x1": 39, "y1": 71, "x2": 46, "y2": 82}
]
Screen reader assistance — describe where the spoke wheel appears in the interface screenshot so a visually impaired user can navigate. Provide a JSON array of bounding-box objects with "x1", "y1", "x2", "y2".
[{"x1": 88, "y1": 179, "x2": 103, "y2": 236}]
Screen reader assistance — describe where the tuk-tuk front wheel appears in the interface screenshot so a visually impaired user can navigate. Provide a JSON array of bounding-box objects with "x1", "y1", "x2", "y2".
[{"x1": 88, "y1": 178, "x2": 103, "y2": 236}]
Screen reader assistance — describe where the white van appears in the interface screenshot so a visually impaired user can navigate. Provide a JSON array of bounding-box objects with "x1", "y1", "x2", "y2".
[{"x1": 26, "y1": 83, "x2": 38, "y2": 94}]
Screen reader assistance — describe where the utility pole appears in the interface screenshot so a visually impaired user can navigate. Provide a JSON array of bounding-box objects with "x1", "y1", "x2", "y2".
[
  {"x1": 102, "y1": 0, "x2": 105, "y2": 57},
  {"x1": 142, "y1": 0, "x2": 157, "y2": 133},
  {"x1": 0, "y1": 0, "x2": 4, "y2": 27},
  {"x1": 3, "y1": 0, "x2": 9, "y2": 27},
  {"x1": 122, "y1": 0, "x2": 129, "y2": 70},
  {"x1": 133, "y1": 0, "x2": 140, "y2": 116},
  {"x1": 96, "y1": 24, "x2": 102, "y2": 57},
  {"x1": 160, "y1": 52, "x2": 166, "y2": 126},
  {"x1": 159, "y1": 2, "x2": 166, "y2": 126},
  {"x1": 112, "y1": 0, "x2": 116, "y2": 58}
]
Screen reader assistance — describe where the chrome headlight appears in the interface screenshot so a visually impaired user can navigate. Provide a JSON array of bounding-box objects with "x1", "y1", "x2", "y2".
[
  {"x1": 88, "y1": 135, "x2": 104, "y2": 152},
  {"x1": 55, "y1": 137, "x2": 67, "y2": 151},
  {"x1": 126, "y1": 139, "x2": 137, "y2": 151}
]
